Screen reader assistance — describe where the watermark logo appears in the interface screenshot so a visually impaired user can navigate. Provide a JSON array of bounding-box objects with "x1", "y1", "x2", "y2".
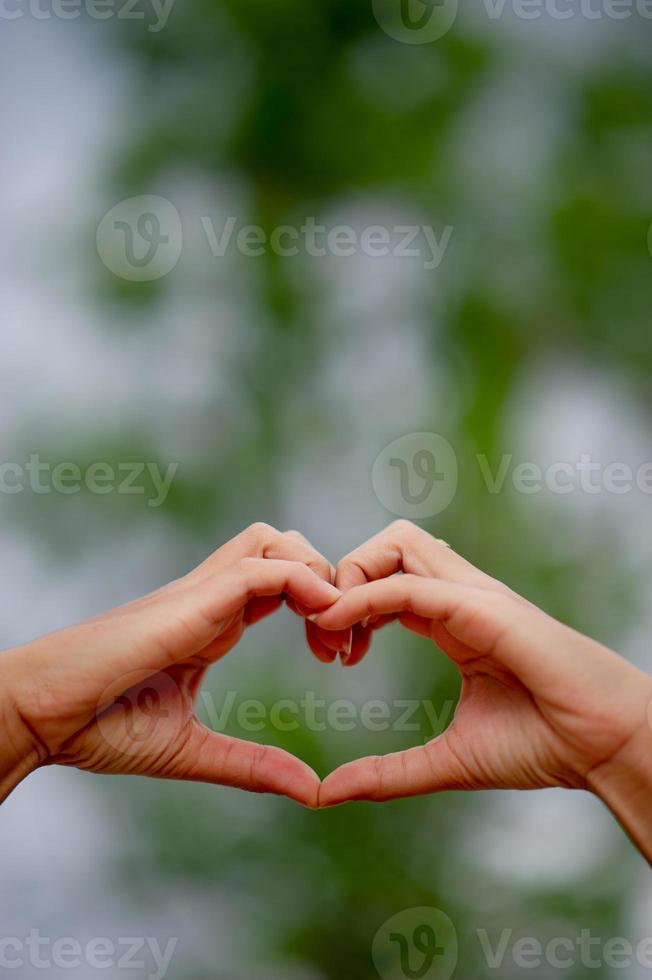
[
  {"x1": 373, "y1": 908, "x2": 458, "y2": 980},
  {"x1": 96, "y1": 195, "x2": 183, "y2": 282},
  {"x1": 372, "y1": 433, "x2": 458, "y2": 520},
  {"x1": 372, "y1": 0, "x2": 459, "y2": 43}
]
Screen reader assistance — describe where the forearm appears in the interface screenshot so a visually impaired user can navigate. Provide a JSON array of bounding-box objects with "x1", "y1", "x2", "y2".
[
  {"x1": 588, "y1": 728, "x2": 652, "y2": 865},
  {"x1": 0, "y1": 650, "x2": 43, "y2": 802}
]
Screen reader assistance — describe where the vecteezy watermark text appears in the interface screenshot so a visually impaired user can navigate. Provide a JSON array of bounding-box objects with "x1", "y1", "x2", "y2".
[
  {"x1": 200, "y1": 216, "x2": 453, "y2": 270},
  {"x1": 198, "y1": 690, "x2": 456, "y2": 737},
  {"x1": 0, "y1": 0, "x2": 175, "y2": 31},
  {"x1": 477, "y1": 453, "x2": 652, "y2": 496},
  {"x1": 372, "y1": 433, "x2": 652, "y2": 520},
  {"x1": 0, "y1": 931, "x2": 178, "y2": 979},
  {"x1": 373, "y1": 907, "x2": 652, "y2": 979},
  {"x1": 372, "y1": 0, "x2": 652, "y2": 46},
  {"x1": 0, "y1": 455, "x2": 178, "y2": 508},
  {"x1": 95, "y1": 196, "x2": 454, "y2": 282},
  {"x1": 477, "y1": 928, "x2": 652, "y2": 971}
]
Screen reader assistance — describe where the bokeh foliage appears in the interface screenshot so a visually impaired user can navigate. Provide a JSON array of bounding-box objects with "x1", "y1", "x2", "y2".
[{"x1": 46, "y1": 0, "x2": 652, "y2": 976}]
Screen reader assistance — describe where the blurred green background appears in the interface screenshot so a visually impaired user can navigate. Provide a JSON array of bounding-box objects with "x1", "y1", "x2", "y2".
[{"x1": 1, "y1": 0, "x2": 652, "y2": 977}]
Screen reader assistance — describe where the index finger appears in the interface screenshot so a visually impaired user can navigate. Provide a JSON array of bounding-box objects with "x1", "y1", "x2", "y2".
[
  {"x1": 335, "y1": 521, "x2": 516, "y2": 593},
  {"x1": 314, "y1": 574, "x2": 631, "y2": 704}
]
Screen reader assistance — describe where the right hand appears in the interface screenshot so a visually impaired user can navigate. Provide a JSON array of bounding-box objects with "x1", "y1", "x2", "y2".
[{"x1": 313, "y1": 522, "x2": 652, "y2": 825}]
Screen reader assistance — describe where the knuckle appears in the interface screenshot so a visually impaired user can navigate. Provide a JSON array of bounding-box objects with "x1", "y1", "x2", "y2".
[
  {"x1": 484, "y1": 590, "x2": 514, "y2": 615},
  {"x1": 238, "y1": 555, "x2": 259, "y2": 570},
  {"x1": 372, "y1": 755, "x2": 385, "y2": 798},
  {"x1": 312, "y1": 556, "x2": 334, "y2": 579},
  {"x1": 390, "y1": 518, "x2": 418, "y2": 540},
  {"x1": 236, "y1": 555, "x2": 261, "y2": 587},
  {"x1": 249, "y1": 743, "x2": 271, "y2": 786},
  {"x1": 246, "y1": 521, "x2": 275, "y2": 542}
]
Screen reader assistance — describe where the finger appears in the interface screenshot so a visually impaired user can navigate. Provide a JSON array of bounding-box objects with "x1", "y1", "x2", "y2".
[
  {"x1": 314, "y1": 575, "x2": 627, "y2": 701},
  {"x1": 310, "y1": 625, "x2": 353, "y2": 657},
  {"x1": 314, "y1": 575, "x2": 463, "y2": 632},
  {"x1": 232, "y1": 559, "x2": 341, "y2": 621},
  {"x1": 335, "y1": 521, "x2": 517, "y2": 596},
  {"x1": 269, "y1": 530, "x2": 335, "y2": 586},
  {"x1": 319, "y1": 735, "x2": 469, "y2": 806},
  {"x1": 61, "y1": 561, "x2": 342, "y2": 690},
  {"x1": 267, "y1": 530, "x2": 354, "y2": 657},
  {"x1": 305, "y1": 620, "x2": 337, "y2": 665},
  {"x1": 195, "y1": 526, "x2": 345, "y2": 659},
  {"x1": 277, "y1": 529, "x2": 349, "y2": 657},
  {"x1": 308, "y1": 529, "x2": 389, "y2": 655},
  {"x1": 178, "y1": 724, "x2": 321, "y2": 807},
  {"x1": 244, "y1": 595, "x2": 283, "y2": 626},
  {"x1": 314, "y1": 521, "x2": 511, "y2": 658},
  {"x1": 333, "y1": 522, "x2": 535, "y2": 641},
  {"x1": 340, "y1": 624, "x2": 371, "y2": 667},
  {"x1": 341, "y1": 616, "x2": 396, "y2": 667},
  {"x1": 194, "y1": 523, "x2": 334, "y2": 584},
  {"x1": 305, "y1": 620, "x2": 353, "y2": 665}
]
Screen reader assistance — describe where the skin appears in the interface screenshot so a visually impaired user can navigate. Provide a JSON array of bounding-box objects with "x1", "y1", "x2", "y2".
[
  {"x1": 0, "y1": 524, "x2": 341, "y2": 808},
  {"x1": 313, "y1": 521, "x2": 652, "y2": 862},
  {"x1": 1, "y1": 520, "x2": 651, "y2": 861}
]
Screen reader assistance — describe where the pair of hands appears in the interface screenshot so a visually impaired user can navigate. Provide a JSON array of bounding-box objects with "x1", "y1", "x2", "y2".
[{"x1": 1, "y1": 521, "x2": 651, "y2": 860}]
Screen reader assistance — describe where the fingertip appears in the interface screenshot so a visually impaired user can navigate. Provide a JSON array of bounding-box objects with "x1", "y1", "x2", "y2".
[
  {"x1": 308, "y1": 582, "x2": 343, "y2": 615},
  {"x1": 340, "y1": 626, "x2": 371, "y2": 667},
  {"x1": 305, "y1": 621, "x2": 338, "y2": 664},
  {"x1": 310, "y1": 606, "x2": 345, "y2": 631},
  {"x1": 268, "y1": 751, "x2": 322, "y2": 808},
  {"x1": 318, "y1": 761, "x2": 370, "y2": 807}
]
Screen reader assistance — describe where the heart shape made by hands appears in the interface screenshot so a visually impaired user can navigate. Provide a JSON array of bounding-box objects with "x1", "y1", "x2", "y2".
[{"x1": 68, "y1": 519, "x2": 614, "y2": 811}]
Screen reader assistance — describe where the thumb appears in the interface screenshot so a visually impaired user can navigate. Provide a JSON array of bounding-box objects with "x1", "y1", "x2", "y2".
[
  {"x1": 318, "y1": 732, "x2": 472, "y2": 806},
  {"x1": 172, "y1": 724, "x2": 322, "y2": 808}
]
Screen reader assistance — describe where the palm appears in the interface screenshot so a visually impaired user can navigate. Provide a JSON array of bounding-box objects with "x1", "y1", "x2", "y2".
[
  {"x1": 316, "y1": 521, "x2": 649, "y2": 806},
  {"x1": 26, "y1": 600, "x2": 243, "y2": 773},
  {"x1": 81, "y1": 619, "x2": 253, "y2": 777},
  {"x1": 4, "y1": 525, "x2": 340, "y2": 807},
  {"x1": 52, "y1": 664, "x2": 200, "y2": 778},
  {"x1": 422, "y1": 607, "x2": 640, "y2": 795},
  {"x1": 435, "y1": 667, "x2": 581, "y2": 792}
]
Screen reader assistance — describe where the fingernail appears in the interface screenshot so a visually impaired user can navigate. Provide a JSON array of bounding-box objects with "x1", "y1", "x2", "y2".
[
  {"x1": 361, "y1": 616, "x2": 371, "y2": 629},
  {"x1": 339, "y1": 632, "x2": 352, "y2": 662},
  {"x1": 307, "y1": 613, "x2": 320, "y2": 622}
]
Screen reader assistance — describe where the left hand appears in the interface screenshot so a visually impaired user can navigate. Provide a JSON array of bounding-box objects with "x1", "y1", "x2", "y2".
[{"x1": 0, "y1": 524, "x2": 340, "y2": 807}]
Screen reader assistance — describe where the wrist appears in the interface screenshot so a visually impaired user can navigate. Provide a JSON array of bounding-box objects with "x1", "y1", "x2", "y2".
[
  {"x1": 587, "y1": 704, "x2": 652, "y2": 864},
  {"x1": 0, "y1": 647, "x2": 47, "y2": 802}
]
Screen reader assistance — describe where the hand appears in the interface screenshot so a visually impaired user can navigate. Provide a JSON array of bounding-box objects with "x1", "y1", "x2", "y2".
[
  {"x1": 0, "y1": 524, "x2": 340, "y2": 807},
  {"x1": 314, "y1": 522, "x2": 652, "y2": 859}
]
